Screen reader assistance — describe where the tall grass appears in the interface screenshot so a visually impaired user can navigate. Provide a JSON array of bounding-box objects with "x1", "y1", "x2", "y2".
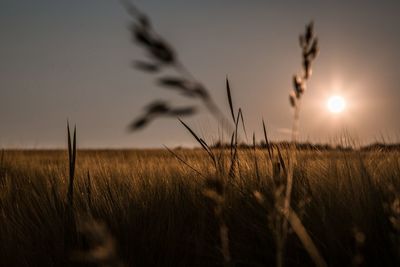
[
  {"x1": 122, "y1": 2, "x2": 325, "y2": 266},
  {"x1": 0, "y1": 2, "x2": 399, "y2": 267},
  {"x1": 0, "y1": 149, "x2": 399, "y2": 266}
]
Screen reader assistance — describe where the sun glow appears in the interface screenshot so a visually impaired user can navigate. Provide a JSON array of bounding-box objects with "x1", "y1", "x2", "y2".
[{"x1": 327, "y1": 96, "x2": 346, "y2": 113}]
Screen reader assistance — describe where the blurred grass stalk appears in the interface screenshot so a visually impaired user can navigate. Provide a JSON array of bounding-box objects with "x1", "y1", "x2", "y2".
[{"x1": 290, "y1": 22, "x2": 319, "y2": 142}]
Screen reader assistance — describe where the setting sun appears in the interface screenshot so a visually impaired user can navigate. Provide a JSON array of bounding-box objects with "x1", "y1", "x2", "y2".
[{"x1": 327, "y1": 96, "x2": 346, "y2": 113}]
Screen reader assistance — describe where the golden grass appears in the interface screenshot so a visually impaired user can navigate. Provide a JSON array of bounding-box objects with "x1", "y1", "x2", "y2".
[{"x1": 0, "y1": 148, "x2": 399, "y2": 266}]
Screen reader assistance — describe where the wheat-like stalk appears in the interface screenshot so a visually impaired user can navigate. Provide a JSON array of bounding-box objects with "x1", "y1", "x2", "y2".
[
  {"x1": 120, "y1": 0, "x2": 230, "y2": 131},
  {"x1": 290, "y1": 22, "x2": 319, "y2": 142}
]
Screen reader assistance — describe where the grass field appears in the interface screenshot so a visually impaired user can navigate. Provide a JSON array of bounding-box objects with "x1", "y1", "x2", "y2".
[
  {"x1": 2, "y1": 1, "x2": 400, "y2": 267},
  {"x1": 1, "y1": 148, "x2": 399, "y2": 266}
]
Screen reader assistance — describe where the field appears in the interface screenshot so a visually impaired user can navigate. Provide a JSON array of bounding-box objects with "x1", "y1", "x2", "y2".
[
  {"x1": 1, "y1": 148, "x2": 399, "y2": 266},
  {"x1": 2, "y1": 1, "x2": 400, "y2": 266}
]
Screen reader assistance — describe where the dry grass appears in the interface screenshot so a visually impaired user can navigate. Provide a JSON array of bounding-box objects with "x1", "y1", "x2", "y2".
[
  {"x1": 0, "y1": 148, "x2": 399, "y2": 266},
  {"x1": 1, "y1": 3, "x2": 399, "y2": 267}
]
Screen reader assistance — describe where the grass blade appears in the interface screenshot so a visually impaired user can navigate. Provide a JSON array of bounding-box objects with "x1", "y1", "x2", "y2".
[
  {"x1": 276, "y1": 146, "x2": 287, "y2": 177},
  {"x1": 67, "y1": 122, "x2": 76, "y2": 208},
  {"x1": 67, "y1": 121, "x2": 72, "y2": 166},
  {"x1": 236, "y1": 109, "x2": 248, "y2": 141},
  {"x1": 280, "y1": 207, "x2": 328, "y2": 267},
  {"x1": 262, "y1": 119, "x2": 273, "y2": 161},
  {"x1": 179, "y1": 119, "x2": 216, "y2": 166},
  {"x1": 164, "y1": 145, "x2": 205, "y2": 178},
  {"x1": 226, "y1": 77, "x2": 235, "y2": 123},
  {"x1": 253, "y1": 132, "x2": 260, "y2": 183}
]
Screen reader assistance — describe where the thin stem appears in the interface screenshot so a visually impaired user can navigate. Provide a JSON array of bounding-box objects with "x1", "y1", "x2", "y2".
[{"x1": 291, "y1": 100, "x2": 301, "y2": 143}]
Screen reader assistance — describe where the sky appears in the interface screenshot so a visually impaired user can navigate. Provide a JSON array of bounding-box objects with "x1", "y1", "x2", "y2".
[{"x1": 1, "y1": 0, "x2": 399, "y2": 148}]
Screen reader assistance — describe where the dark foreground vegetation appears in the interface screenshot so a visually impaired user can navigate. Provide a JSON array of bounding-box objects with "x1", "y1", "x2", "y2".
[{"x1": 0, "y1": 148, "x2": 399, "y2": 266}]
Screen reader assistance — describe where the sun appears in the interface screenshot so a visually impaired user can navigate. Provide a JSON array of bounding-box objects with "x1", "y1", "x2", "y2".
[{"x1": 327, "y1": 96, "x2": 346, "y2": 113}]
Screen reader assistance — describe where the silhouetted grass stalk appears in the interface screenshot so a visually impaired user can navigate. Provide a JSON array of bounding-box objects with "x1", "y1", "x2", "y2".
[
  {"x1": 67, "y1": 122, "x2": 77, "y2": 208},
  {"x1": 290, "y1": 22, "x2": 319, "y2": 142},
  {"x1": 291, "y1": 102, "x2": 301, "y2": 142},
  {"x1": 121, "y1": 0, "x2": 233, "y2": 133}
]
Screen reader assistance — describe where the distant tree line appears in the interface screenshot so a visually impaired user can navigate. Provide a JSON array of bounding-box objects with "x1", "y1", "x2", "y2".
[{"x1": 208, "y1": 141, "x2": 400, "y2": 151}]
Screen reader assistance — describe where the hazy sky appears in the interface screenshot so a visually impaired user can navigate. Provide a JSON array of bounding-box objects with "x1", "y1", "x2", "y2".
[{"x1": 1, "y1": 0, "x2": 399, "y2": 148}]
